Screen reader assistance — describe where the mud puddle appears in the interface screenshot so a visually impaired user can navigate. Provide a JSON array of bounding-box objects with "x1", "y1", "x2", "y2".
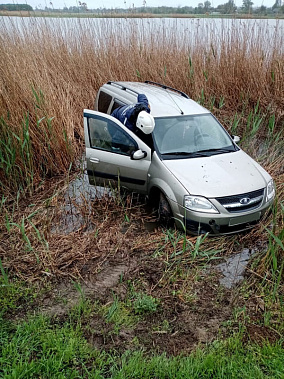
[
  {"x1": 52, "y1": 170, "x2": 111, "y2": 233},
  {"x1": 54, "y1": 168, "x2": 156, "y2": 234},
  {"x1": 216, "y1": 248, "x2": 255, "y2": 288}
]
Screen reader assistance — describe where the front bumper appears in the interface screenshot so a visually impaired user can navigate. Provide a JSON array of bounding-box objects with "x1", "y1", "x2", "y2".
[{"x1": 182, "y1": 201, "x2": 274, "y2": 235}]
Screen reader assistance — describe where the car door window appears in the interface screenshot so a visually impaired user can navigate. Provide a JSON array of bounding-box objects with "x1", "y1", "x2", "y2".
[
  {"x1": 87, "y1": 115, "x2": 138, "y2": 156},
  {"x1": 110, "y1": 99, "x2": 126, "y2": 114}
]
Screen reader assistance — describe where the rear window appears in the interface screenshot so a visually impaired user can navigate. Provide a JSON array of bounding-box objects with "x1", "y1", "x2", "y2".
[
  {"x1": 98, "y1": 91, "x2": 112, "y2": 113},
  {"x1": 110, "y1": 99, "x2": 126, "y2": 114}
]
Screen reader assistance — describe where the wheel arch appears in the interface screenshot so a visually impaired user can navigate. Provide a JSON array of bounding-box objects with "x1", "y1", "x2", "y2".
[{"x1": 148, "y1": 180, "x2": 180, "y2": 215}]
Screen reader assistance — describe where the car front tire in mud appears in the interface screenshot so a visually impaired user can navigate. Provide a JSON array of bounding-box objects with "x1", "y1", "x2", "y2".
[{"x1": 158, "y1": 192, "x2": 173, "y2": 227}]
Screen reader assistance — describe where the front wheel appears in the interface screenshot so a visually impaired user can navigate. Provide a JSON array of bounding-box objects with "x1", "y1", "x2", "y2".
[{"x1": 158, "y1": 192, "x2": 173, "y2": 227}]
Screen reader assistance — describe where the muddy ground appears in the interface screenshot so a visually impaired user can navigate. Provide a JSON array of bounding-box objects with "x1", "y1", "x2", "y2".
[
  {"x1": 33, "y1": 236, "x2": 280, "y2": 355},
  {"x1": 1, "y1": 173, "x2": 282, "y2": 356}
]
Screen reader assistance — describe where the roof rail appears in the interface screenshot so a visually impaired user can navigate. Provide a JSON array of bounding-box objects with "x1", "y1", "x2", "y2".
[
  {"x1": 106, "y1": 81, "x2": 140, "y2": 96},
  {"x1": 144, "y1": 81, "x2": 190, "y2": 99}
]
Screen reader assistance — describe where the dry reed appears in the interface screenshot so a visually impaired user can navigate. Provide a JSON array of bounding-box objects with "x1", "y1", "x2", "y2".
[{"x1": 0, "y1": 16, "x2": 283, "y2": 195}]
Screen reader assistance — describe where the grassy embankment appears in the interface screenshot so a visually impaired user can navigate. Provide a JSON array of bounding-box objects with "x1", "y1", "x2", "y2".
[{"x1": 0, "y1": 17, "x2": 283, "y2": 376}]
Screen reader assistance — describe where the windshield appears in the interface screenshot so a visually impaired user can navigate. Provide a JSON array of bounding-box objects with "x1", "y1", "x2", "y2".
[{"x1": 153, "y1": 114, "x2": 237, "y2": 158}]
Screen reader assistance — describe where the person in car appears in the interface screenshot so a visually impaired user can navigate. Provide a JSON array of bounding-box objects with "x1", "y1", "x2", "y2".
[{"x1": 111, "y1": 94, "x2": 155, "y2": 135}]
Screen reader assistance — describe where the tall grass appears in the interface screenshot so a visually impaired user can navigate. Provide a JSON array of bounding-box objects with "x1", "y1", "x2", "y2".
[{"x1": 0, "y1": 17, "x2": 283, "y2": 195}]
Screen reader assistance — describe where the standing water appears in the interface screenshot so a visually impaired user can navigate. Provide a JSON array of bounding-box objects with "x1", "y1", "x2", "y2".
[{"x1": 216, "y1": 248, "x2": 255, "y2": 288}]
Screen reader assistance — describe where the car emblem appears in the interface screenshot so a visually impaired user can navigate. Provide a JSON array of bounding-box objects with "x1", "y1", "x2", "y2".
[{"x1": 240, "y1": 197, "x2": 250, "y2": 205}]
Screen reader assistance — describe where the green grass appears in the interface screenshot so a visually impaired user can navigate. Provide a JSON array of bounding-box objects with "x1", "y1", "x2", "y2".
[
  {"x1": 0, "y1": 311, "x2": 283, "y2": 378},
  {"x1": 0, "y1": 268, "x2": 35, "y2": 315},
  {"x1": 131, "y1": 292, "x2": 159, "y2": 314},
  {"x1": 114, "y1": 341, "x2": 284, "y2": 378},
  {"x1": 0, "y1": 315, "x2": 102, "y2": 378},
  {"x1": 101, "y1": 290, "x2": 159, "y2": 331}
]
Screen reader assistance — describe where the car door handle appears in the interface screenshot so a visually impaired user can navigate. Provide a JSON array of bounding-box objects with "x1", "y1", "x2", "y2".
[{"x1": 90, "y1": 158, "x2": 100, "y2": 164}]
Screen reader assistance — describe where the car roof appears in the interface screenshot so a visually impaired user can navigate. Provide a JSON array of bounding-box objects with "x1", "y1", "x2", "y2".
[{"x1": 102, "y1": 81, "x2": 209, "y2": 118}]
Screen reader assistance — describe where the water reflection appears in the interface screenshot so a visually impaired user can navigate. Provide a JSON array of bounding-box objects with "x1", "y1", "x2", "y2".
[
  {"x1": 216, "y1": 248, "x2": 255, "y2": 288},
  {"x1": 53, "y1": 170, "x2": 108, "y2": 234},
  {"x1": 0, "y1": 16, "x2": 283, "y2": 52}
]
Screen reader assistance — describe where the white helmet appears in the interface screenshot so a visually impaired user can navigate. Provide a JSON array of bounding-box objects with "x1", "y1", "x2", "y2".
[{"x1": 136, "y1": 111, "x2": 155, "y2": 134}]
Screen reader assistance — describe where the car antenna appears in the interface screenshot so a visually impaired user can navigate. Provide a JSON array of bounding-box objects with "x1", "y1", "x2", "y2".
[{"x1": 165, "y1": 90, "x2": 184, "y2": 115}]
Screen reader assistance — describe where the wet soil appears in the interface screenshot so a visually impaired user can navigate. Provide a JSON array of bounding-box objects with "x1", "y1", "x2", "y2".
[
  {"x1": 36, "y1": 258, "x2": 232, "y2": 355},
  {"x1": 32, "y1": 248, "x2": 280, "y2": 355},
  {"x1": 1, "y1": 173, "x2": 281, "y2": 356}
]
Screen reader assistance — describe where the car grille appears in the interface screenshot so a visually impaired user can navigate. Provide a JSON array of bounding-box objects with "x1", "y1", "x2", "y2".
[{"x1": 216, "y1": 188, "x2": 265, "y2": 213}]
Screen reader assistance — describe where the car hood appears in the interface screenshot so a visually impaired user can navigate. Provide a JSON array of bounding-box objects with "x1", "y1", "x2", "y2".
[{"x1": 163, "y1": 150, "x2": 270, "y2": 198}]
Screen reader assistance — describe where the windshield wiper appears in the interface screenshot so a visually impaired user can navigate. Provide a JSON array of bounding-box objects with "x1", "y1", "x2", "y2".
[
  {"x1": 195, "y1": 148, "x2": 235, "y2": 154},
  {"x1": 162, "y1": 151, "x2": 208, "y2": 157}
]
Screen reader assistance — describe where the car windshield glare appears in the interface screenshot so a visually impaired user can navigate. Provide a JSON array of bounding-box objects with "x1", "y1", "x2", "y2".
[{"x1": 153, "y1": 114, "x2": 235, "y2": 156}]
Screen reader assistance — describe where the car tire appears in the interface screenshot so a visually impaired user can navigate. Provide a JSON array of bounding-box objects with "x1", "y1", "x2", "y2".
[{"x1": 158, "y1": 192, "x2": 173, "y2": 227}]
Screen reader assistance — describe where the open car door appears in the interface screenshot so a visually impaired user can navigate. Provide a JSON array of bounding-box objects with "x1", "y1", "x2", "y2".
[{"x1": 84, "y1": 110, "x2": 151, "y2": 194}]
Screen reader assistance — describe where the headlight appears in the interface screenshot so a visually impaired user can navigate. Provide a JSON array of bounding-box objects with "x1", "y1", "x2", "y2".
[
  {"x1": 184, "y1": 195, "x2": 219, "y2": 214},
  {"x1": 266, "y1": 180, "x2": 275, "y2": 202}
]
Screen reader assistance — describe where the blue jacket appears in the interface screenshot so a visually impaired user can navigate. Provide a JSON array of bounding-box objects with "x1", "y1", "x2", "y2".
[{"x1": 111, "y1": 94, "x2": 150, "y2": 132}]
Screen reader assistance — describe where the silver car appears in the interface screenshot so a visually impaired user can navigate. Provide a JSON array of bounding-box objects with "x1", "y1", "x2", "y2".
[{"x1": 84, "y1": 81, "x2": 275, "y2": 234}]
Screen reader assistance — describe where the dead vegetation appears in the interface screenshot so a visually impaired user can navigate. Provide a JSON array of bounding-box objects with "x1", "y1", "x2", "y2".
[{"x1": 0, "y1": 17, "x2": 283, "y2": 195}]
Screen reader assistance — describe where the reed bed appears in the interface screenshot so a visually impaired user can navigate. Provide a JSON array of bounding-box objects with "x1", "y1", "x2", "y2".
[
  {"x1": 0, "y1": 16, "x2": 283, "y2": 286},
  {"x1": 0, "y1": 16, "x2": 283, "y2": 195}
]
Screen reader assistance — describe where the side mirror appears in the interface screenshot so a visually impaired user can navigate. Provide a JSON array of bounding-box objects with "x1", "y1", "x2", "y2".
[
  {"x1": 232, "y1": 135, "x2": 240, "y2": 144},
  {"x1": 131, "y1": 149, "x2": 147, "y2": 160}
]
